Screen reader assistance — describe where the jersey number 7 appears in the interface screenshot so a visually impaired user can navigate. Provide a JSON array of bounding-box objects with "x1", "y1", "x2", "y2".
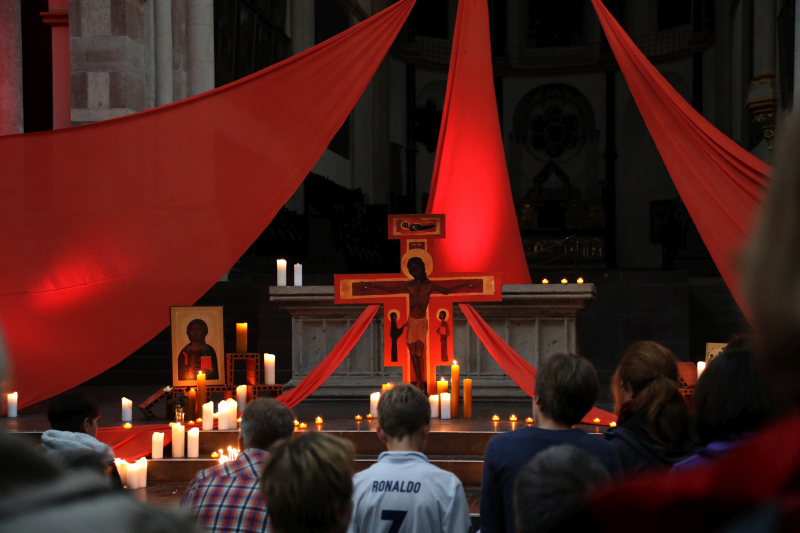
[{"x1": 380, "y1": 510, "x2": 408, "y2": 533}]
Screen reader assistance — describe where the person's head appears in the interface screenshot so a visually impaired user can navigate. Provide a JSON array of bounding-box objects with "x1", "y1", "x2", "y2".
[
  {"x1": 438, "y1": 310, "x2": 447, "y2": 320},
  {"x1": 186, "y1": 319, "x2": 208, "y2": 342},
  {"x1": 533, "y1": 353, "x2": 599, "y2": 427},
  {"x1": 694, "y1": 337, "x2": 779, "y2": 445},
  {"x1": 262, "y1": 432, "x2": 355, "y2": 533},
  {"x1": 238, "y1": 399, "x2": 295, "y2": 451},
  {"x1": 407, "y1": 257, "x2": 427, "y2": 280},
  {"x1": 514, "y1": 445, "x2": 610, "y2": 533},
  {"x1": 377, "y1": 384, "x2": 431, "y2": 448},
  {"x1": 47, "y1": 392, "x2": 101, "y2": 437},
  {"x1": 612, "y1": 341, "x2": 691, "y2": 444}
]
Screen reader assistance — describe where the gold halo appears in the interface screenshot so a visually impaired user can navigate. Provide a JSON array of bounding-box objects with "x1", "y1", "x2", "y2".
[
  {"x1": 400, "y1": 248, "x2": 434, "y2": 279},
  {"x1": 436, "y1": 308, "x2": 449, "y2": 319}
]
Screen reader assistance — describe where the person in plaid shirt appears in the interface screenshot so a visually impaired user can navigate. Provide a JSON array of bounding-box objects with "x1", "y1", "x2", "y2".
[{"x1": 181, "y1": 399, "x2": 295, "y2": 533}]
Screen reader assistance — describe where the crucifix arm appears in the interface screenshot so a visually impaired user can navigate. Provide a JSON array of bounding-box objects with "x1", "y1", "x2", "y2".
[
  {"x1": 432, "y1": 279, "x2": 480, "y2": 295},
  {"x1": 358, "y1": 281, "x2": 408, "y2": 294}
]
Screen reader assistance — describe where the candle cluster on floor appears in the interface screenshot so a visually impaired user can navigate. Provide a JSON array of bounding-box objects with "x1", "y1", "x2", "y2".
[
  {"x1": 427, "y1": 361, "x2": 472, "y2": 420},
  {"x1": 114, "y1": 458, "x2": 148, "y2": 489}
]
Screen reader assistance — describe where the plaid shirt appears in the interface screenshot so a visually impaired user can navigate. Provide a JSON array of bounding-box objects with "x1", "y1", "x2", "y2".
[{"x1": 181, "y1": 448, "x2": 271, "y2": 533}]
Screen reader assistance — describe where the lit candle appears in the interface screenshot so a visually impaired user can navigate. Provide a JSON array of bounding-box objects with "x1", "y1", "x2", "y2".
[
  {"x1": 355, "y1": 415, "x2": 362, "y2": 421},
  {"x1": 264, "y1": 354, "x2": 276, "y2": 385},
  {"x1": 124, "y1": 423, "x2": 132, "y2": 429},
  {"x1": 218, "y1": 401, "x2": 230, "y2": 430},
  {"x1": 236, "y1": 385, "x2": 247, "y2": 407},
  {"x1": 429, "y1": 394, "x2": 440, "y2": 418},
  {"x1": 510, "y1": 414, "x2": 517, "y2": 421},
  {"x1": 492, "y1": 414, "x2": 500, "y2": 421},
  {"x1": 370, "y1": 392, "x2": 380, "y2": 418},
  {"x1": 187, "y1": 427, "x2": 199, "y2": 458},
  {"x1": 366, "y1": 413, "x2": 373, "y2": 420},
  {"x1": 463, "y1": 379, "x2": 472, "y2": 419},
  {"x1": 226, "y1": 398, "x2": 238, "y2": 428},
  {"x1": 299, "y1": 422, "x2": 307, "y2": 429},
  {"x1": 315, "y1": 416, "x2": 323, "y2": 424},
  {"x1": 382, "y1": 383, "x2": 390, "y2": 392},
  {"x1": 561, "y1": 278, "x2": 568, "y2": 284},
  {"x1": 577, "y1": 277, "x2": 584, "y2": 284},
  {"x1": 436, "y1": 378, "x2": 448, "y2": 395},
  {"x1": 151, "y1": 432, "x2": 164, "y2": 459},
  {"x1": 697, "y1": 361, "x2": 706, "y2": 377},
  {"x1": 171, "y1": 422, "x2": 185, "y2": 458},
  {"x1": 202, "y1": 401, "x2": 214, "y2": 430},
  {"x1": 197, "y1": 372, "x2": 207, "y2": 408},
  {"x1": 542, "y1": 279, "x2": 549, "y2": 284},
  {"x1": 121, "y1": 397, "x2": 132, "y2": 422},
  {"x1": 7, "y1": 392, "x2": 17, "y2": 418},
  {"x1": 277, "y1": 259, "x2": 287, "y2": 286},
  {"x1": 294, "y1": 263, "x2": 303, "y2": 286},
  {"x1": 440, "y1": 393, "x2": 451, "y2": 420},
  {"x1": 127, "y1": 460, "x2": 140, "y2": 489},
  {"x1": 451, "y1": 361, "x2": 460, "y2": 418},
  {"x1": 236, "y1": 323, "x2": 248, "y2": 353},
  {"x1": 294, "y1": 419, "x2": 299, "y2": 426},
  {"x1": 114, "y1": 459, "x2": 128, "y2": 486},
  {"x1": 610, "y1": 421, "x2": 617, "y2": 427},
  {"x1": 185, "y1": 389, "x2": 197, "y2": 421},
  {"x1": 526, "y1": 417, "x2": 534, "y2": 424},
  {"x1": 211, "y1": 451, "x2": 219, "y2": 458},
  {"x1": 136, "y1": 458, "x2": 148, "y2": 488}
]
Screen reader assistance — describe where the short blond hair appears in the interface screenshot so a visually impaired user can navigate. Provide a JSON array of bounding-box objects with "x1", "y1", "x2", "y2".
[{"x1": 261, "y1": 432, "x2": 355, "y2": 533}]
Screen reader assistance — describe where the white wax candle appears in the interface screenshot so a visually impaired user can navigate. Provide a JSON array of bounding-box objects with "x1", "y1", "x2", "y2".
[
  {"x1": 127, "y1": 460, "x2": 140, "y2": 489},
  {"x1": 218, "y1": 401, "x2": 230, "y2": 430},
  {"x1": 429, "y1": 394, "x2": 440, "y2": 418},
  {"x1": 121, "y1": 397, "x2": 132, "y2": 422},
  {"x1": 264, "y1": 353, "x2": 276, "y2": 385},
  {"x1": 137, "y1": 458, "x2": 148, "y2": 488},
  {"x1": 187, "y1": 427, "x2": 199, "y2": 458},
  {"x1": 370, "y1": 392, "x2": 381, "y2": 418},
  {"x1": 151, "y1": 432, "x2": 164, "y2": 459},
  {"x1": 294, "y1": 263, "x2": 303, "y2": 286},
  {"x1": 236, "y1": 384, "x2": 247, "y2": 407},
  {"x1": 697, "y1": 361, "x2": 706, "y2": 377},
  {"x1": 115, "y1": 459, "x2": 128, "y2": 486},
  {"x1": 171, "y1": 422, "x2": 185, "y2": 458},
  {"x1": 7, "y1": 392, "x2": 18, "y2": 418},
  {"x1": 226, "y1": 398, "x2": 238, "y2": 427},
  {"x1": 202, "y1": 401, "x2": 214, "y2": 430},
  {"x1": 277, "y1": 259, "x2": 287, "y2": 286},
  {"x1": 440, "y1": 393, "x2": 451, "y2": 420}
]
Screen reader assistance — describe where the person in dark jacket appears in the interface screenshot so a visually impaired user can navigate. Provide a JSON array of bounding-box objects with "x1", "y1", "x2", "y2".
[{"x1": 604, "y1": 341, "x2": 695, "y2": 473}]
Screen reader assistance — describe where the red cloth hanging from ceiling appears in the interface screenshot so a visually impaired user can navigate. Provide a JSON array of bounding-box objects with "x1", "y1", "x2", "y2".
[
  {"x1": 0, "y1": 0, "x2": 414, "y2": 409},
  {"x1": 591, "y1": 0, "x2": 771, "y2": 314},
  {"x1": 425, "y1": 0, "x2": 531, "y2": 285}
]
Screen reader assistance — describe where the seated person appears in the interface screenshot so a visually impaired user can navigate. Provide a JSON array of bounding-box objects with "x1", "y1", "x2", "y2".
[
  {"x1": 261, "y1": 432, "x2": 355, "y2": 533},
  {"x1": 513, "y1": 445, "x2": 610, "y2": 533},
  {"x1": 181, "y1": 399, "x2": 295, "y2": 532},
  {"x1": 347, "y1": 384, "x2": 470, "y2": 533},
  {"x1": 480, "y1": 352, "x2": 622, "y2": 533}
]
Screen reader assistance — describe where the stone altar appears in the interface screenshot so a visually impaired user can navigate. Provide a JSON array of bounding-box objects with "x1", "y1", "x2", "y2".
[{"x1": 270, "y1": 283, "x2": 596, "y2": 399}]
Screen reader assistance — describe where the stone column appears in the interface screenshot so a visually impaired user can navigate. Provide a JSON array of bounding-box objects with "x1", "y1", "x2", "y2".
[
  {"x1": 154, "y1": 0, "x2": 173, "y2": 105},
  {"x1": 171, "y1": 0, "x2": 187, "y2": 101},
  {"x1": 745, "y1": 0, "x2": 777, "y2": 153},
  {"x1": 42, "y1": 0, "x2": 70, "y2": 129},
  {"x1": 186, "y1": 0, "x2": 214, "y2": 96},
  {"x1": 371, "y1": 0, "x2": 392, "y2": 206},
  {"x1": 0, "y1": 0, "x2": 23, "y2": 135},
  {"x1": 794, "y1": 0, "x2": 800, "y2": 106}
]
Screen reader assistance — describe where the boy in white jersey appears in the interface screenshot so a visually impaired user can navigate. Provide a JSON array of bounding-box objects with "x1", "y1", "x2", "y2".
[{"x1": 347, "y1": 384, "x2": 471, "y2": 533}]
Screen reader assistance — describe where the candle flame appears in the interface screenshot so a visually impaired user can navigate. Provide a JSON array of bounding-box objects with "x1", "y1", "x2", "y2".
[
  {"x1": 218, "y1": 446, "x2": 240, "y2": 464},
  {"x1": 315, "y1": 416, "x2": 323, "y2": 424},
  {"x1": 509, "y1": 415, "x2": 517, "y2": 421},
  {"x1": 294, "y1": 419, "x2": 299, "y2": 426},
  {"x1": 491, "y1": 415, "x2": 500, "y2": 421},
  {"x1": 526, "y1": 417, "x2": 534, "y2": 424},
  {"x1": 439, "y1": 377, "x2": 446, "y2": 382},
  {"x1": 366, "y1": 414, "x2": 374, "y2": 419},
  {"x1": 610, "y1": 421, "x2": 617, "y2": 427},
  {"x1": 593, "y1": 418, "x2": 601, "y2": 423},
  {"x1": 452, "y1": 360, "x2": 457, "y2": 366},
  {"x1": 577, "y1": 278, "x2": 584, "y2": 284},
  {"x1": 355, "y1": 415, "x2": 362, "y2": 420},
  {"x1": 123, "y1": 423, "x2": 132, "y2": 429},
  {"x1": 561, "y1": 278, "x2": 568, "y2": 284},
  {"x1": 299, "y1": 422, "x2": 307, "y2": 429},
  {"x1": 542, "y1": 279, "x2": 549, "y2": 284}
]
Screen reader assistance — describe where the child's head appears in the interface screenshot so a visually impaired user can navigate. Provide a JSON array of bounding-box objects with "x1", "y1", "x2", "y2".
[
  {"x1": 534, "y1": 353, "x2": 599, "y2": 426},
  {"x1": 377, "y1": 384, "x2": 431, "y2": 440},
  {"x1": 48, "y1": 392, "x2": 101, "y2": 436}
]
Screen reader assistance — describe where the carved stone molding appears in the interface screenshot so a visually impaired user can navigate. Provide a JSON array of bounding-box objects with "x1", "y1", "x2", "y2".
[{"x1": 745, "y1": 95, "x2": 777, "y2": 145}]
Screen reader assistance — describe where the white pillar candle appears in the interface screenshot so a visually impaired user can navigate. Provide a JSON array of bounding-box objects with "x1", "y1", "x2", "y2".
[
  {"x1": 429, "y1": 394, "x2": 439, "y2": 418},
  {"x1": 218, "y1": 401, "x2": 230, "y2": 430},
  {"x1": 121, "y1": 397, "x2": 132, "y2": 422},
  {"x1": 370, "y1": 392, "x2": 381, "y2": 418},
  {"x1": 294, "y1": 263, "x2": 303, "y2": 286},
  {"x1": 114, "y1": 459, "x2": 128, "y2": 486},
  {"x1": 171, "y1": 422, "x2": 185, "y2": 458},
  {"x1": 202, "y1": 401, "x2": 214, "y2": 430},
  {"x1": 277, "y1": 259, "x2": 287, "y2": 286},
  {"x1": 697, "y1": 361, "x2": 706, "y2": 378},
  {"x1": 187, "y1": 427, "x2": 199, "y2": 458},
  {"x1": 440, "y1": 393, "x2": 452, "y2": 420},
  {"x1": 127, "y1": 460, "x2": 140, "y2": 489},
  {"x1": 264, "y1": 353, "x2": 276, "y2": 385},
  {"x1": 236, "y1": 384, "x2": 247, "y2": 407},
  {"x1": 136, "y1": 458, "x2": 148, "y2": 488},
  {"x1": 151, "y1": 432, "x2": 164, "y2": 459},
  {"x1": 226, "y1": 398, "x2": 238, "y2": 427},
  {"x1": 7, "y1": 392, "x2": 17, "y2": 418}
]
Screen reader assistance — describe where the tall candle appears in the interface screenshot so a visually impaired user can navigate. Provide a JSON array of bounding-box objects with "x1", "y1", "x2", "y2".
[
  {"x1": 264, "y1": 353, "x2": 276, "y2": 385},
  {"x1": 429, "y1": 394, "x2": 440, "y2": 418},
  {"x1": 187, "y1": 427, "x2": 199, "y2": 458},
  {"x1": 370, "y1": 392, "x2": 381, "y2": 418},
  {"x1": 136, "y1": 458, "x2": 148, "y2": 488},
  {"x1": 151, "y1": 432, "x2": 164, "y2": 459},
  {"x1": 197, "y1": 372, "x2": 207, "y2": 408},
  {"x1": 463, "y1": 379, "x2": 473, "y2": 419},
  {"x1": 294, "y1": 263, "x2": 303, "y2": 286},
  {"x1": 127, "y1": 460, "x2": 140, "y2": 489},
  {"x1": 236, "y1": 323, "x2": 248, "y2": 353},
  {"x1": 171, "y1": 422, "x2": 185, "y2": 458},
  {"x1": 226, "y1": 398, "x2": 238, "y2": 427},
  {"x1": 440, "y1": 393, "x2": 451, "y2": 420},
  {"x1": 218, "y1": 401, "x2": 230, "y2": 430},
  {"x1": 451, "y1": 361, "x2": 460, "y2": 418},
  {"x1": 236, "y1": 384, "x2": 247, "y2": 407},
  {"x1": 202, "y1": 401, "x2": 214, "y2": 430},
  {"x1": 185, "y1": 389, "x2": 197, "y2": 421},
  {"x1": 436, "y1": 378, "x2": 448, "y2": 395},
  {"x1": 697, "y1": 361, "x2": 706, "y2": 377},
  {"x1": 121, "y1": 397, "x2": 132, "y2": 422},
  {"x1": 277, "y1": 259, "x2": 287, "y2": 286},
  {"x1": 7, "y1": 392, "x2": 17, "y2": 418},
  {"x1": 114, "y1": 459, "x2": 128, "y2": 486}
]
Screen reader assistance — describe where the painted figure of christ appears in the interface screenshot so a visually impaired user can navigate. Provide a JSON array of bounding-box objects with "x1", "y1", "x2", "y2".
[{"x1": 360, "y1": 257, "x2": 478, "y2": 389}]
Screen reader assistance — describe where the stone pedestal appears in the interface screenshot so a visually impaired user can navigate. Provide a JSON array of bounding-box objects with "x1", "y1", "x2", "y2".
[{"x1": 270, "y1": 284, "x2": 595, "y2": 399}]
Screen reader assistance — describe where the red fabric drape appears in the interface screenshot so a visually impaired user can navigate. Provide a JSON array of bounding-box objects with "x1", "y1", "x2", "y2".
[
  {"x1": 0, "y1": 0, "x2": 414, "y2": 408},
  {"x1": 97, "y1": 424, "x2": 172, "y2": 462},
  {"x1": 591, "y1": 0, "x2": 770, "y2": 314},
  {"x1": 459, "y1": 303, "x2": 615, "y2": 424},
  {"x1": 425, "y1": 0, "x2": 531, "y2": 285}
]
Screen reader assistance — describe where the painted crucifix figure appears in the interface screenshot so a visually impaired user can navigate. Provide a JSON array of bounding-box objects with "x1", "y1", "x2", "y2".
[{"x1": 335, "y1": 214, "x2": 502, "y2": 395}]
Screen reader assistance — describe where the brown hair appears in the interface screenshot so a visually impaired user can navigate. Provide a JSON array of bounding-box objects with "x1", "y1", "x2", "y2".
[
  {"x1": 261, "y1": 432, "x2": 355, "y2": 533},
  {"x1": 534, "y1": 353, "x2": 599, "y2": 426},
  {"x1": 377, "y1": 384, "x2": 431, "y2": 439},
  {"x1": 239, "y1": 399, "x2": 295, "y2": 450},
  {"x1": 612, "y1": 341, "x2": 691, "y2": 444}
]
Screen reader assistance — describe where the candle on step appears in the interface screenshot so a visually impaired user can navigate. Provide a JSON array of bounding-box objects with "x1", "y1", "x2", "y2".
[
  {"x1": 136, "y1": 458, "x2": 148, "y2": 488},
  {"x1": 697, "y1": 361, "x2": 706, "y2": 377},
  {"x1": 366, "y1": 413, "x2": 373, "y2": 419},
  {"x1": 121, "y1": 397, "x2": 132, "y2": 422},
  {"x1": 114, "y1": 459, "x2": 128, "y2": 486},
  {"x1": 277, "y1": 259, "x2": 287, "y2": 286},
  {"x1": 429, "y1": 394, "x2": 440, "y2": 418},
  {"x1": 463, "y1": 379, "x2": 472, "y2": 419},
  {"x1": 127, "y1": 460, "x2": 140, "y2": 489},
  {"x1": 436, "y1": 377, "x2": 448, "y2": 395},
  {"x1": 294, "y1": 263, "x2": 303, "y2": 286},
  {"x1": 236, "y1": 323, "x2": 248, "y2": 353},
  {"x1": 185, "y1": 389, "x2": 197, "y2": 421},
  {"x1": 202, "y1": 401, "x2": 214, "y2": 430},
  {"x1": 510, "y1": 414, "x2": 517, "y2": 421},
  {"x1": 151, "y1": 432, "x2": 164, "y2": 459},
  {"x1": 187, "y1": 427, "x2": 199, "y2": 458},
  {"x1": 577, "y1": 277, "x2": 584, "y2": 284},
  {"x1": 451, "y1": 361, "x2": 460, "y2": 418},
  {"x1": 218, "y1": 401, "x2": 230, "y2": 430},
  {"x1": 355, "y1": 415, "x2": 362, "y2": 421},
  {"x1": 526, "y1": 417, "x2": 534, "y2": 424},
  {"x1": 226, "y1": 398, "x2": 238, "y2": 427},
  {"x1": 124, "y1": 423, "x2": 132, "y2": 429},
  {"x1": 299, "y1": 422, "x2": 307, "y2": 429},
  {"x1": 315, "y1": 416, "x2": 323, "y2": 424},
  {"x1": 197, "y1": 372, "x2": 207, "y2": 408},
  {"x1": 561, "y1": 278, "x2": 568, "y2": 284},
  {"x1": 492, "y1": 414, "x2": 500, "y2": 421},
  {"x1": 236, "y1": 385, "x2": 247, "y2": 407},
  {"x1": 542, "y1": 278, "x2": 549, "y2": 284},
  {"x1": 370, "y1": 392, "x2": 381, "y2": 418},
  {"x1": 171, "y1": 422, "x2": 185, "y2": 458},
  {"x1": 440, "y1": 393, "x2": 451, "y2": 420},
  {"x1": 264, "y1": 354, "x2": 276, "y2": 385},
  {"x1": 7, "y1": 392, "x2": 17, "y2": 418}
]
